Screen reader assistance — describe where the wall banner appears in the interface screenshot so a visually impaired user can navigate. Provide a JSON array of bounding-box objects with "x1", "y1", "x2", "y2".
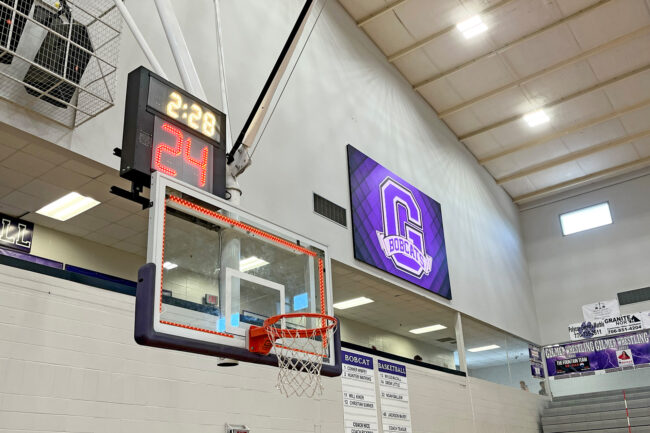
[
  {"x1": 568, "y1": 320, "x2": 607, "y2": 341},
  {"x1": 604, "y1": 314, "x2": 644, "y2": 335},
  {"x1": 530, "y1": 361, "x2": 545, "y2": 379},
  {"x1": 341, "y1": 351, "x2": 379, "y2": 433},
  {"x1": 347, "y1": 145, "x2": 451, "y2": 299},
  {"x1": 378, "y1": 360, "x2": 412, "y2": 433},
  {"x1": 638, "y1": 311, "x2": 650, "y2": 330},
  {"x1": 582, "y1": 299, "x2": 620, "y2": 322},
  {"x1": 528, "y1": 344, "x2": 542, "y2": 362},
  {"x1": 544, "y1": 330, "x2": 650, "y2": 376},
  {"x1": 0, "y1": 212, "x2": 34, "y2": 253}
]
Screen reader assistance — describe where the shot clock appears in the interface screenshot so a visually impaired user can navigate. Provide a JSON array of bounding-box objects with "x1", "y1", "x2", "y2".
[{"x1": 120, "y1": 67, "x2": 227, "y2": 197}]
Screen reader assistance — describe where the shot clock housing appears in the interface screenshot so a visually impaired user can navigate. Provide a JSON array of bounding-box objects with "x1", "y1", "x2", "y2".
[{"x1": 120, "y1": 66, "x2": 227, "y2": 198}]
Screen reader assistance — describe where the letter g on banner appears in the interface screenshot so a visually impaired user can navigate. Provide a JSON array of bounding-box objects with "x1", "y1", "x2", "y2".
[{"x1": 377, "y1": 177, "x2": 432, "y2": 278}]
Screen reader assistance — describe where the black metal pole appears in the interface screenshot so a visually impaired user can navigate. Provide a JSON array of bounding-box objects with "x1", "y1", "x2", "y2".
[{"x1": 226, "y1": 0, "x2": 314, "y2": 164}]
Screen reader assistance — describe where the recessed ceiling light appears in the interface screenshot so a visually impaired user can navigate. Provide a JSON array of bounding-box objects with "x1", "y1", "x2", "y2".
[
  {"x1": 333, "y1": 296, "x2": 374, "y2": 310},
  {"x1": 560, "y1": 202, "x2": 612, "y2": 236},
  {"x1": 36, "y1": 192, "x2": 100, "y2": 221},
  {"x1": 239, "y1": 256, "x2": 269, "y2": 272},
  {"x1": 523, "y1": 109, "x2": 550, "y2": 127},
  {"x1": 456, "y1": 15, "x2": 488, "y2": 39},
  {"x1": 468, "y1": 344, "x2": 500, "y2": 352},
  {"x1": 409, "y1": 324, "x2": 447, "y2": 334},
  {"x1": 163, "y1": 261, "x2": 178, "y2": 270}
]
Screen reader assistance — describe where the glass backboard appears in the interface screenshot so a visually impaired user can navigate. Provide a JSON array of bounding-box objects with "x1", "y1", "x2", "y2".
[{"x1": 134, "y1": 172, "x2": 340, "y2": 375}]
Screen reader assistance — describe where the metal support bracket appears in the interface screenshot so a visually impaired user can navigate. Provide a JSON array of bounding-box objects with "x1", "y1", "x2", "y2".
[
  {"x1": 110, "y1": 182, "x2": 152, "y2": 210},
  {"x1": 110, "y1": 147, "x2": 152, "y2": 209}
]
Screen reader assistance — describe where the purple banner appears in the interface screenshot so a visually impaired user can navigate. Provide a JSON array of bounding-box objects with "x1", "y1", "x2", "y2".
[
  {"x1": 378, "y1": 359, "x2": 407, "y2": 377},
  {"x1": 529, "y1": 344, "x2": 542, "y2": 363},
  {"x1": 342, "y1": 351, "x2": 374, "y2": 369},
  {"x1": 347, "y1": 145, "x2": 451, "y2": 299},
  {"x1": 544, "y1": 331, "x2": 650, "y2": 376},
  {"x1": 530, "y1": 362, "x2": 545, "y2": 378},
  {"x1": 0, "y1": 247, "x2": 63, "y2": 269}
]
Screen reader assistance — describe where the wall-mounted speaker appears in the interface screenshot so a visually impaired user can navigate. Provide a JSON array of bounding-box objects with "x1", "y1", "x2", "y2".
[
  {"x1": 23, "y1": 3, "x2": 93, "y2": 107},
  {"x1": 0, "y1": 0, "x2": 35, "y2": 64}
]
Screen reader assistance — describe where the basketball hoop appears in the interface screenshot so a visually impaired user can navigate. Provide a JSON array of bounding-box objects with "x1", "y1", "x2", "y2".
[{"x1": 247, "y1": 313, "x2": 338, "y2": 398}]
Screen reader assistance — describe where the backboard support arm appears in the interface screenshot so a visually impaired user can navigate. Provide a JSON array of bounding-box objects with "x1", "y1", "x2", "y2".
[{"x1": 226, "y1": 0, "x2": 316, "y2": 170}]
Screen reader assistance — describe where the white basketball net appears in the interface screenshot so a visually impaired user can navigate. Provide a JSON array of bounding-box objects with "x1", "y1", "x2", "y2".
[{"x1": 265, "y1": 316, "x2": 337, "y2": 398}]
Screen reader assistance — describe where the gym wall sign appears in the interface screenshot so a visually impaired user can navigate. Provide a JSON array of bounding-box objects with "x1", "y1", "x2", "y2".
[
  {"x1": 0, "y1": 212, "x2": 34, "y2": 254},
  {"x1": 347, "y1": 145, "x2": 451, "y2": 300}
]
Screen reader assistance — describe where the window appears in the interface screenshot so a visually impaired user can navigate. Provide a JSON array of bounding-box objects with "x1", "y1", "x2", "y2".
[{"x1": 560, "y1": 202, "x2": 612, "y2": 236}]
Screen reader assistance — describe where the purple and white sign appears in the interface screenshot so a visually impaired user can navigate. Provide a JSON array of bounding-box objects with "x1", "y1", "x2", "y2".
[
  {"x1": 347, "y1": 145, "x2": 451, "y2": 299},
  {"x1": 343, "y1": 351, "x2": 374, "y2": 369},
  {"x1": 530, "y1": 362, "x2": 545, "y2": 379},
  {"x1": 0, "y1": 212, "x2": 33, "y2": 253},
  {"x1": 544, "y1": 331, "x2": 650, "y2": 376},
  {"x1": 377, "y1": 359, "x2": 411, "y2": 433},
  {"x1": 378, "y1": 359, "x2": 407, "y2": 377},
  {"x1": 341, "y1": 351, "x2": 379, "y2": 433}
]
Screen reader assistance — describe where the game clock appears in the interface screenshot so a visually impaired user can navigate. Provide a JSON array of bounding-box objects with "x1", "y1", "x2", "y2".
[{"x1": 120, "y1": 67, "x2": 227, "y2": 197}]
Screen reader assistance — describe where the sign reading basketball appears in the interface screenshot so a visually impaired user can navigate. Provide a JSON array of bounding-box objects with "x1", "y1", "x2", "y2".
[{"x1": 347, "y1": 145, "x2": 451, "y2": 299}]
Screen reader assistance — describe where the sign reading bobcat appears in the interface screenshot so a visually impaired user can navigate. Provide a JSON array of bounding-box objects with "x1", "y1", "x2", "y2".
[{"x1": 347, "y1": 145, "x2": 451, "y2": 299}]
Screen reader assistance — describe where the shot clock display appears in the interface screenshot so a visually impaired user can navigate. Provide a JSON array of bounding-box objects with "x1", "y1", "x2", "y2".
[
  {"x1": 148, "y1": 77, "x2": 220, "y2": 141},
  {"x1": 120, "y1": 67, "x2": 227, "y2": 197}
]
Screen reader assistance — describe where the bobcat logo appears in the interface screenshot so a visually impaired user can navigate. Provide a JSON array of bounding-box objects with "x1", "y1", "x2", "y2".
[{"x1": 377, "y1": 177, "x2": 432, "y2": 278}]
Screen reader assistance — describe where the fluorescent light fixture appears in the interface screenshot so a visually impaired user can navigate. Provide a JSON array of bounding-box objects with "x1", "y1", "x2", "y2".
[
  {"x1": 409, "y1": 324, "x2": 447, "y2": 334},
  {"x1": 457, "y1": 15, "x2": 488, "y2": 38},
  {"x1": 36, "y1": 192, "x2": 100, "y2": 221},
  {"x1": 163, "y1": 261, "x2": 178, "y2": 270},
  {"x1": 333, "y1": 296, "x2": 374, "y2": 310},
  {"x1": 468, "y1": 344, "x2": 500, "y2": 352},
  {"x1": 523, "y1": 109, "x2": 550, "y2": 127},
  {"x1": 560, "y1": 202, "x2": 612, "y2": 236},
  {"x1": 239, "y1": 256, "x2": 269, "y2": 272}
]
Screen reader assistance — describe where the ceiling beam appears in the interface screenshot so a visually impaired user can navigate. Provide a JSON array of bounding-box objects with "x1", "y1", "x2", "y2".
[
  {"x1": 513, "y1": 155, "x2": 650, "y2": 204},
  {"x1": 357, "y1": 0, "x2": 410, "y2": 27},
  {"x1": 438, "y1": 25, "x2": 650, "y2": 118},
  {"x1": 496, "y1": 129, "x2": 650, "y2": 184},
  {"x1": 477, "y1": 98, "x2": 650, "y2": 164},
  {"x1": 458, "y1": 63, "x2": 650, "y2": 141},
  {"x1": 387, "y1": 0, "x2": 516, "y2": 63},
  {"x1": 412, "y1": 0, "x2": 611, "y2": 89}
]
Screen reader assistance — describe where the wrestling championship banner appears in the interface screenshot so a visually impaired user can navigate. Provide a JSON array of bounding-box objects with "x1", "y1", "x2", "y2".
[{"x1": 545, "y1": 330, "x2": 650, "y2": 376}]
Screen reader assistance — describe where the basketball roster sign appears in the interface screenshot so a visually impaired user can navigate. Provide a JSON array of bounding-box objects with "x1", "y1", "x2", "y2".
[{"x1": 347, "y1": 145, "x2": 451, "y2": 299}]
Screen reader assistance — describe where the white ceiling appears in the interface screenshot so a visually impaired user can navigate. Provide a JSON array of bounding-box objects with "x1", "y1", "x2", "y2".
[
  {"x1": 0, "y1": 124, "x2": 148, "y2": 258},
  {"x1": 338, "y1": 0, "x2": 650, "y2": 204}
]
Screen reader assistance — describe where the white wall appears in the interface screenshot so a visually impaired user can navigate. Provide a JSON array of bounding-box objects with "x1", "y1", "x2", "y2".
[
  {"x1": 522, "y1": 172, "x2": 650, "y2": 344},
  {"x1": 0, "y1": 0, "x2": 540, "y2": 343},
  {"x1": 28, "y1": 224, "x2": 144, "y2": 281},
  {"x1": 0, "y1": 264, "x2": 548, "y2": 433}
]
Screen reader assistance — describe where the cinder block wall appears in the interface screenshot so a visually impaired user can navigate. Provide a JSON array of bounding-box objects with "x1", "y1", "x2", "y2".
[{"x1": 0, "y1": 264, "x2": 547, "y2": 432}]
